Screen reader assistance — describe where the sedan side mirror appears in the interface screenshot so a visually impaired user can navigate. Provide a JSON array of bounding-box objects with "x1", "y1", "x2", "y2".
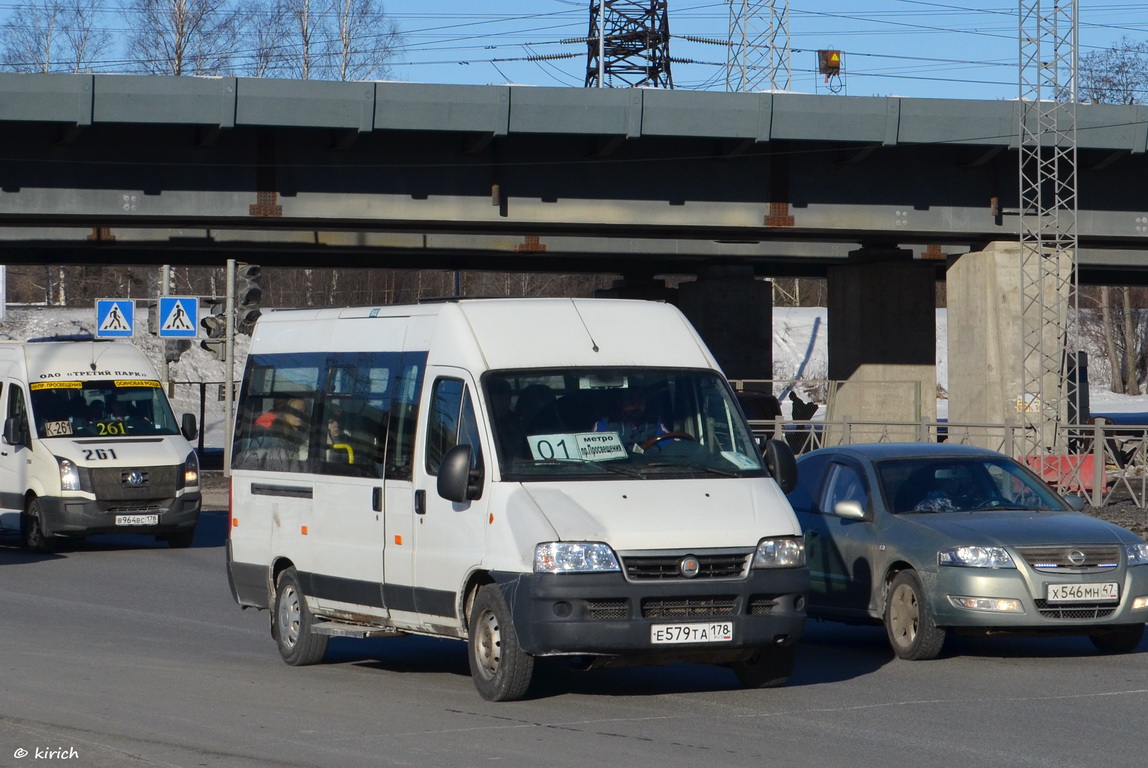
[
  {"x1": 1061, "y1": 494, "x2": 1087, "y2": 512},
  {"x1": 833, "y1": 500, "x2": 868, "y2": 521}
]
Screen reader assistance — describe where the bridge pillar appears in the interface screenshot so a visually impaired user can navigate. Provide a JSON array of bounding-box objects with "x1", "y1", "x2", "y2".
[
  {"x1": 677, "y1": 266, "x2": 772, "y2": 381},
  {"x1": 826, "y1": 247, "x2": 937, "y2": 440},
  {"x1": 947, "y1": 240, "x2": 1073, "y2": 449}
]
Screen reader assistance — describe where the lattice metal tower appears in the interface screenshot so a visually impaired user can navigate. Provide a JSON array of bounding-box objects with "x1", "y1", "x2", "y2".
[
  {"x1": 1017, "y1": 1, "x2": 1079, "y2": 454},
  {"x1": 726, "y1": 0, "x2": 790, "y2": 92},
  {"x1": 585, "y1": 0, "x2": 673, "y2": 88}
]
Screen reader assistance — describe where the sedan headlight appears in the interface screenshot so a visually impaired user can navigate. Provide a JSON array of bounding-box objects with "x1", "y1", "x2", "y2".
[
  {"x1": 1127, "y1": 542, "x2": 1148, "y2": 567},
  {"x1": 57, "y1": 457, "x2": 82, "y2": 491},
  {"x1": 753, "y1": 536, "x2": 805, "y2": 568},
  {"x1": 939, "y1": 546, "x2": 1015, "y2": 569},
  {"x1": 534, "y1": 542, "x2": 620, "y2": 573}
]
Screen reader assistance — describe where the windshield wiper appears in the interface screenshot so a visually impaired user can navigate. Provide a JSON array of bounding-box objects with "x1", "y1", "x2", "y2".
[{"x1": 642, "y1": 460, "x2": 739, "y2": 477}]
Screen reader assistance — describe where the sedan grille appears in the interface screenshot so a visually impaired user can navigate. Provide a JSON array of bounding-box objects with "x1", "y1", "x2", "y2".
[
  {"x1": 1014, "y1": 545, "x2": 1122, "y2": 573},
  {"x1": 1033, "y1": 600, "x2": 1118, "y2": 620},
  {"x1": 622, "y1": 551, "x2": 751, "y2": 581}
]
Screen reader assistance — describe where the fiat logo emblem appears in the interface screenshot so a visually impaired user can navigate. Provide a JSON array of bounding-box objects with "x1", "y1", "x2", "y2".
[
  {"x1": 1067, "y1": 550, "x2": 1086, "y2": 566},
  {"x1": 679, "y1": 555, "x2": 700, "y2": 578},
  {"x1": 126, "y1": 471, "x2": 146, "y2": 487}
]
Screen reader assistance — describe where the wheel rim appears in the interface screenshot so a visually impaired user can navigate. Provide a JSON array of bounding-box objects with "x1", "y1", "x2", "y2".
[
  {"x1": 25, "y1": 508, "x2": 44, "y2": 548},
  {"x1": 472, "y1": 607, "x2": 502, "y2": 681},
  {"x1": 889, "y1": 583, "x2": 920, "y2": 648},
  {"x1": 278, "y1": 585, "x2": 301, "y2": 649}
]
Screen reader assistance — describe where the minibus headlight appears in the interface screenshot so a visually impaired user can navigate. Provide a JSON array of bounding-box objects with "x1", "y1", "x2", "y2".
[
  {"x1": 181, "y1": 450, "x2": 200, "y2": 489},
  {"x1": 534, "y1": 542, "x2": 620, "y2": 574},
  {"x1": 753, "y1": 536, "x2": 805, "y2": 568},
  {"x1": 57, "y1": 457, "x2": 83, "y2": 491}
]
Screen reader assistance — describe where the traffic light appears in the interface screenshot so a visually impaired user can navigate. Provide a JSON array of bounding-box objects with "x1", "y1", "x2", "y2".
[
  {"x1": 200, "y1": 299, "x2": 227, "y2": 361},
  {"x1": 236, "y1": 264, "x2": 262, "y2": 334}
]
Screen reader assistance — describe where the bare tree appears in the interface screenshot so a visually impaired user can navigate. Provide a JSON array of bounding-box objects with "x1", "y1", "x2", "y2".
[
  {"x1": 278, "y1": 0, "x2": 322, "y2": 79},
  {"x1": 125, "y1": 0, "x2": 246, "y2": 76},
  {"x1": 0, "y1": 0, "x2": 112, "y2": 73},
  {"x1": 1080, "y1": 36, "x2": 1148, "y2": 105},
  {"x1": 328, "y1": 0, "x2": 399, "y2": 81}
]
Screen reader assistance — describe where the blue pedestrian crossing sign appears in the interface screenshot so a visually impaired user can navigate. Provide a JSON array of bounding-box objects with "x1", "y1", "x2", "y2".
[
  {"x1": 158, "y1": 296, "x2": 199, "y2": 338},
  {"x1": 96, "y1": 299, "x2": 135, "y2": 338}
]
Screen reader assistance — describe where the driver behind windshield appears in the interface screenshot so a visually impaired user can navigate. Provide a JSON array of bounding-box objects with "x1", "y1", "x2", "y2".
[{"x1": 592, "y1": 386, "x2": 669, "y2": 453}]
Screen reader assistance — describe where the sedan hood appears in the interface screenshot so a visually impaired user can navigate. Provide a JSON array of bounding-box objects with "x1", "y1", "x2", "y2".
[
  {"x1": 904, "y1": 509, "x2": 1138, "y2": 547},
  {"x1": 521, "y1": 478, "x2": 800, "y2": 551}
]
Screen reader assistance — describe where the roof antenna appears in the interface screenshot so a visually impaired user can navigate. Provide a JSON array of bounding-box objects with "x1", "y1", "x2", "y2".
[{"x1": 570, "y1": 299, "x2": 599, "y2": 353}]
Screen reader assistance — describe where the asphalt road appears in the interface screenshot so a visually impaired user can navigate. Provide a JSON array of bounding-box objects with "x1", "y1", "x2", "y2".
[{"x1": 2, "y1": 494, "x2": 1146, "y2": 768}]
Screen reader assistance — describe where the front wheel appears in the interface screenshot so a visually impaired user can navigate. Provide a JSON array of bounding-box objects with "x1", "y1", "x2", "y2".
[
  {"x1": 21, "y1": 498, "x2": 55, "y2": 554},
  {"x1": 1089, "y1": 624, "x2": 1144, "y2": 654},
  {"x1": 884, "y1": 570, "x2": 947, "y2": 660},
  {"x1": 731, "y1": 644, "x2": 796, "y2": 688},
  {"x1": 468, "y1": 584, "x2": 534, "y2": 702},
  {"x1": 273, "y1": 567, "x2": 328, "y2": 666}
]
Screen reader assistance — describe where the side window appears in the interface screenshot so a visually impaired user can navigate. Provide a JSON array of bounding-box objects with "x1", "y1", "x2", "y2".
[
  {"x1": 425, "y1": 378, "x2": 483, "y2": 476},
  {"x1": 785, "y1": 453, "x2": 831, "y2": 511},
  {"x1": 8, "y1": 383, "x2": 27, "y2": 425},
  {"x1": 384, "y1": 353, "x2": 426, "y2": 481},
  {"x1": 822, "y1": 462, "x2": 868, "y2": 515},
  {"x1": 316, "y1": 355, "x2": 393, "y2": 479},
  {"x1": 232, "y1": 353, "x2": 321, "y2": 473}
]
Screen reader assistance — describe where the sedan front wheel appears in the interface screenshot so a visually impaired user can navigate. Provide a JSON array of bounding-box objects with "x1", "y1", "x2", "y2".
[{"x1": 884, "y1": 570, "x2": 947, "y2": 660}]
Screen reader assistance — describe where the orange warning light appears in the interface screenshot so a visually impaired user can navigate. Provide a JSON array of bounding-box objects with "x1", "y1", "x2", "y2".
[
  {"x1": 818, "y1": 49, "x2": 842, "y2": 76},
  {"x1": 394, "y1": 534, "x2": 403, "y2": 546},
  {"x1": 301, "y1": 525, "x2": 309, "y2": 535}
]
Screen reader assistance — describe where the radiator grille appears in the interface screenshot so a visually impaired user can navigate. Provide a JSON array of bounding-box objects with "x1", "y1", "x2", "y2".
[
  {"x1": 91, "y1": 465, "x2": 178, "y2": 507},
  {"x1": 1015, "y1": 545, "x2": 1121, "y2": 573},
  {"x1": 586, "y1": 599, "x2": 627, "y2": 620},
  {"x1": 1033, "y1": 599, "x2": 1118, "y2": 620},
  {"x1": 641, "y1": 596, "x2": 736, "y2": 619},
  {"x1": 622, "y1": 552, "x2": 750, "y2": 581}
]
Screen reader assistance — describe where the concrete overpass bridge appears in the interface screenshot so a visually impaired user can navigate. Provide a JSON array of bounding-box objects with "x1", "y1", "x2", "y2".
[{"x1": 2, "y1": 73, "x2": 1146, "y2": 429}]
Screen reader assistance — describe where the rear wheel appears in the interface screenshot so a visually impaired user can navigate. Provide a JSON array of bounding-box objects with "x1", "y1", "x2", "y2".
[
  {"x1": 884, "y1": 570, "x2": 947, "y2": 660},
  {"x1": 1089, "y1": 624, "x2": 1144, "y2": 654},
  {"x1": 273, "y1": 567, "x2": 328, "y2": 665},
  {"x1": 468, "y1": 584, "x2": 534, "y2": 702},
  {"x1": 20, "y1": 498, "x2": 55, "y2": 554},
  {"x1": 731, "y1": 644, "x2": 796, "y2": 688}
]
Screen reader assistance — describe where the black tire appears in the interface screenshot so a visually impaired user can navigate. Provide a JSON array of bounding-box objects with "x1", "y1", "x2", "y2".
[
  {"x1": 1089, "y1": 624, "x2": 1145, "y2": 654},
  {"x1": 731, "y1": 644, "x2": 796, "y2": 688},
  {"x1": 884, "y1": 570, "x2": 947, "y2": 660},
  {"x1": 468, "y1": 584, "x2": 534, "y2": 702},
  {"x1": 20, "y1": 498, "x2": 55, "y2": 554},
  {"x1": 272, "y1": 567, "x2": 328, "y2": 666}
]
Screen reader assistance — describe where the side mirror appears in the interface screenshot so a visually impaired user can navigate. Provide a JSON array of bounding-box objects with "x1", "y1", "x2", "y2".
[
  {"x1": 833, "y1": 500, "x2": 868, "y2": 521},
  {"x1": 1062, "y1": 493, "x2": 1087, "y2": 512},
  {"x1": 3, "y1": 416, "x2": 27, "y2": 447},
  {"x1": 181, "y1": 413, "x2": 199, "y2": 441},
  {"x1": 437, "y1": 444, "x2": 483, "y2": 503},
  {"x1": 763, "y1": 439, "x2": 798, "y2": 494}
]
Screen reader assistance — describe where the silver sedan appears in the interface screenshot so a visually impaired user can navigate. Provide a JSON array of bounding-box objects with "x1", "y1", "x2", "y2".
[{"x1": 788, "y1": 443, "x2": 1148, "y2": 659}]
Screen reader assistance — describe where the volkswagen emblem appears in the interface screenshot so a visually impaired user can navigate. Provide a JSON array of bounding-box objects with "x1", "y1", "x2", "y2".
[
  {"x1": 126, "y1": 471, "x2": 146, "y2": 487},
  {"x1": 1067, "y1": 550, "x2": 1086, "y2": 566},
  {"x1": 679, "y1": 555, "x2": 701, "y2": 578}
]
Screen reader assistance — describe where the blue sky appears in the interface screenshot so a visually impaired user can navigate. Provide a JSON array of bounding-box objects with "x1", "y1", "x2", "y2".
[{"x1": 380, "y1": 1, "x2": 1148, "y2": 100}]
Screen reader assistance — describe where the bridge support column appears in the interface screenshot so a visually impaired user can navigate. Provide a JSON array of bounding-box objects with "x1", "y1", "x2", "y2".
[
  {"x1": 677, "y1": 266, "x2": 772, "y2": 381},
  {"x1": 827, "y1": 247, "x2": 936, "y2": 441},
  {"x1": 947, "y1": 240, "x2": 1075, "y2": 449}
]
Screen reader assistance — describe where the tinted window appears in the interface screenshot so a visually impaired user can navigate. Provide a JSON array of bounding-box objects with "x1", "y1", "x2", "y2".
[{"x1": 787, "y1": 453, "x2": 832, "y2": 511}]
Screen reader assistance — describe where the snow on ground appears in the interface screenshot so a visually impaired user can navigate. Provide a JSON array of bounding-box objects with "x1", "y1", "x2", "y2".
[{"x1": 4, "y1": 305, "x2": 1147, "y2": 450}]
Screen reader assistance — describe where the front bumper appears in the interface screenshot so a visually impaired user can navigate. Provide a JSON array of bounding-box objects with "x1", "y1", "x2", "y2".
[
  {"x1": 496, "y1": 567, "x2": 809, "y2": 659},
  {"x1": 37, "y1": 492, "x2": 201, "y2": 538},
  {"x1": 929, "y1": 564, "x2": 1148, "y2": 630}
]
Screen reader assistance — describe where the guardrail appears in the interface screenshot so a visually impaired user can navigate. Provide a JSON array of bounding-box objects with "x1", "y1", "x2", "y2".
[{"x1": 743, "y1": 414, "x2": 1148, "y2": 508}]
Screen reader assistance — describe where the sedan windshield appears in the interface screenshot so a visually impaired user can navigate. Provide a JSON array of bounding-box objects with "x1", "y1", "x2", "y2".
[
  {"x1": 878, "y1": 456, "x2": 1067, "y2": 514},
  {"x1": 30, "y1": 379, "x2": 182, "y2": 438},
  {"x1": 486, "y1": 367, "x2": 764, "y2": 481}
]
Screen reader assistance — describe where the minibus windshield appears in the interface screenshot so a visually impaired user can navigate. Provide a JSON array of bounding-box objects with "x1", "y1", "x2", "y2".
[
  {"x1": 30, "y1": 379, "x2": 182, "y2": 438},
  {"x1": 485, "y1": 367, "x2": 764, "y2": 481}
]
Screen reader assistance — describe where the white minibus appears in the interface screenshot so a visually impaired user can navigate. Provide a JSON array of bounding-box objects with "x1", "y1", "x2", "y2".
[
  {"x1": 0, "y1": 340, "x2": 201, "y2": 551},
  {"x1": 226, "y1": 298, "x2": 807, "y2": 701}
]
